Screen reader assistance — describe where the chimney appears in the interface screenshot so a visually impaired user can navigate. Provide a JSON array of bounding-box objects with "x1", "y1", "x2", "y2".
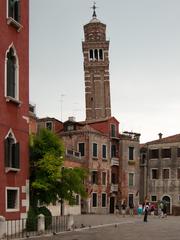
[
  {"x1": 158, "y1": 133, "x2": 163, "y2": 139},
  {"x1": 68, "y1": 116, "x2": 76, "y2": 122}
]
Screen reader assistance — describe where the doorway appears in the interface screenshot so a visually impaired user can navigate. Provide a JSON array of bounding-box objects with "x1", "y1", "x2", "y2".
[
  {"x1": 162, "y1": 195, "x2": 171, "y2": 214},
  {"x1": 109, "y1": 197, "x2": 115, "y2": 213}
]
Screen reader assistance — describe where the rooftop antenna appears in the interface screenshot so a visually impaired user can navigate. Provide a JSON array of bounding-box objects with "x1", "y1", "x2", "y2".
[{"x1": 60, "y1": 94, "x2": 65, "y2": 122}]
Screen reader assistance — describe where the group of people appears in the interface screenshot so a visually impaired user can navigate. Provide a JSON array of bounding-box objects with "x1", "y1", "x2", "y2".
[{"x1": 115, "y1": 200, "x2": 167, "y2": 222}]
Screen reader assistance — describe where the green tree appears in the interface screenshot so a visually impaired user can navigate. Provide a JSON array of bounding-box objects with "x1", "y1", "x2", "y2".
[{"x1": 30, "y1": 128, "x2": 87, "y2": 208}]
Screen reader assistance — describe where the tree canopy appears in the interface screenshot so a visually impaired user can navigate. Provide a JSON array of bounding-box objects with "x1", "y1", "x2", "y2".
[{"x1": 30, "y1": 128, "x2": 87, "y2": 207}]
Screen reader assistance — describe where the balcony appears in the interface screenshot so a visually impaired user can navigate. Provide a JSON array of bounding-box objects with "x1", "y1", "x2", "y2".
[
  {"x1": 111, "y1": 184, "x2": 118, "y2": 192},
  {"x1": 111, "y1": 157, "x2": 119, "y2": 166},
  {"x1": 65, "y1": 149, "x2": 82, "y2": 161}
]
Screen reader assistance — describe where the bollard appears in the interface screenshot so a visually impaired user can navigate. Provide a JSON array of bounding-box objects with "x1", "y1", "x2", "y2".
[
  {"x1": 67, "y1": 214, "x2": 74, "y2": 231},
  {"x1": 0, "y1": 216, "x2": 6, "y2": 239},
  {"x1": 37, "y1": 214, "x2": 45, "y2": 235}
]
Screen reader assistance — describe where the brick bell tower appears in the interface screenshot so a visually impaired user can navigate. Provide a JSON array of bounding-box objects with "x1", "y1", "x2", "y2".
[{"x1": 82, "y1": 3, "x2": 111, "y2": 121}]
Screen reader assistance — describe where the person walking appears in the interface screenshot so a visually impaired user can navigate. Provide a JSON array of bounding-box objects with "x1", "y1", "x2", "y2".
[
  {"x1": 121, "y1": 200, "x2": 126, "y2": 217},
  {"x1": 143, "y1": 204, "x2": 149, "y2": 222},
  {"x1": 129, "y1": 202, "x2": 134, "y2": 216},
  {"x1": 138, "y1": 204, "x2": 143, "y2": 217}
]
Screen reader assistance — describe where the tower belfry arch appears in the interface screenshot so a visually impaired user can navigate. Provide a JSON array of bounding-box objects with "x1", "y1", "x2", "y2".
[{"x1": 82, "y1": 4, "x2": 111, "y2": 121}]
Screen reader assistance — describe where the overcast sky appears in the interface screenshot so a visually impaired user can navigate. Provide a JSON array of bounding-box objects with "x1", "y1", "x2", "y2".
[{"x1": 30, "y1": 0, "x2": 180, "y2": 143}]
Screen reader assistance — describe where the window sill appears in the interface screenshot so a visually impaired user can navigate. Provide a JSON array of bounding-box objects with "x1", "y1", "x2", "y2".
[
  {"x1": 92, "y1": 157, "x2": 98, "y2": 160},
  {"x1": 5, "y1": 167, "x2": 20, "y2": 173},
  {"x1": 128, "y1": 160, "x2": 136, "y2": 165},
  {"x1": 6, "y1": 96, "x2": 22, "y2": 106},
  {"x1": 6, "y1": 208, "x2": 19, "y2": 212},
  {"x1": 102, "y1": 158, "x2": 107, "y2": 161},
  {"x1": 7, "y1": 17, "x2": 23, "y2": 32}
]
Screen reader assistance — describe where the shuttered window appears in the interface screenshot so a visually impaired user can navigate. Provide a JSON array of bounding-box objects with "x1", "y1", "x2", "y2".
[
  {"x1": 4, "y1": 136, "x2": 20, "y2": 169},
  {"x1": 92, "y1": 143, "x2": 98, "y2": 158},
  {"x1": 129, "y1": 147, "x2": 134, "y2": 160},
  {"x1": 7, "y1": 48, "x2": 16, "y2": 98},
  {"x1": 8, "y1": 0, "x2": 21, "y2": 22},
  {"x1": 92, "y1": 193, "x2": 97, "y2": 207}
]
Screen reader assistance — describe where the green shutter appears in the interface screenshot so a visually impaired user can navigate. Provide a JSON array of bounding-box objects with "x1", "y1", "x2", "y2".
[
  {"x1": 4, "y1": 139, "x2": 10, "y2": 167},
  {"x1": 14, "y1": 142, "x2": 20, "y2": 168},
  {"x1": 14, "y1": 0, "x2": 21, "y2": 22}
]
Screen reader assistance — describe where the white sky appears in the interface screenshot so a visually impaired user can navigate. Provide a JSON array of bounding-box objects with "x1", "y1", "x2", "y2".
[{"x1": 30, "y1": 0, "x2": 180, "y2": 143}]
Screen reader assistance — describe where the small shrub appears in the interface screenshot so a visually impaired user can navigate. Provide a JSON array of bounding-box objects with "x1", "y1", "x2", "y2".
[{"x1": 26, "y1": 207, "x2": 38, "y2": 231}]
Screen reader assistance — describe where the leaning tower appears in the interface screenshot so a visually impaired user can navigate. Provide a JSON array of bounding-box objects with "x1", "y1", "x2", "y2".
[{"x1": 82, "y1": 4, "x2": 111, "y2": 121}]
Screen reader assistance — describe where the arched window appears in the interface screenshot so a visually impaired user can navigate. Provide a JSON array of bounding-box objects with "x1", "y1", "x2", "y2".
[
  {"x1": 89, "y1": 49, "x2": 94, "y2": 60},
  {"x1": 94, "y1": 49, "x2": 98, "y2": 60},
  {"x1": 99, "y1": 49, "x2": 103, "y2": 60},
  {"x1": 5, "y1": 46, "x2": 19, "y2": 99},
  {"x1": 4, "y1": 131, "x2": 20, "y2": 169}
]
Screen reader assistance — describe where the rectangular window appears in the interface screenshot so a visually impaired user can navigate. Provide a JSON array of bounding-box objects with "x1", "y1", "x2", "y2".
[
  {"x1": 128, "y1": 194, "x2": 134, "y2": 206},
  {"x1": 8, "y1": 0, "x2": 21, "y2": 22},
  {"x1": 177, "y1": 168, "x2": 180, "y2": 179},
  {"x1": 93, "y1": 143, "x2": 98, "y2": 158},
  {"x1": 151, "y1": 169, "x2": 158, "y2": 179},
  {"x1": 6, "y1": 188, "x2": 19, "y2": 211},
  {"x1": 149, "y1": 149, "x2": 159, "y2": 159},
  {"x1": 111, "y1": 124, "x2": 116, "y2": 137},
  {"x1": 177, "y1": 148, "x2": 180, "y2": 157},
  {"x1": 128, "y1": 173, "x2": 134, "y2": 187},
  {"x1": 46, "y1": 121, "x2": 52, "y2": 131},
  {"x1": 91, "y1": 171, "x2": 98, "y2": 184},
  {"x1": 163, "y1": 169, "x2": 170, "y2": 179},
  {"x1": 161, "y1": 148, "x2": 171, "y2": 158},
  {"x1": 111, "y1": 145, "x2": 116, "y2": 158},
  {"x1": 129, "y1": 147, "x2": 134, "y2": 160},
  {"x1": 102, "y1": 144, "x2": 107, "y2": 159},
  {"x1": 92, "y1": 193, "x2": 97, "y2": 207},
  {"x1": 101, "y1": 193, "x2": 106, "y2": 207},
  {"x1": 102, "y1": 172, "x2": 106, "y2": 185},
  {"x1": 79, "y1": 143, "x2": 85, "y2": 157},
  {"x1": 111, "y1": 173, "x2": 117, "y2": 184},
  {"x1": 151, "y1": 195, "x2": 157, "y2": 202}
]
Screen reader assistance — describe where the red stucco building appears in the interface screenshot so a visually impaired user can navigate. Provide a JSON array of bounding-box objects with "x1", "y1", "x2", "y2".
[{"x1": 0, "y1": 0, "x2": 29, "y2": 219}]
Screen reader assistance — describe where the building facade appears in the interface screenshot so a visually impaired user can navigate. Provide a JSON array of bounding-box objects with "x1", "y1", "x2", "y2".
[
  {"x1": 33, "y1": 5, "x2": 141, "y2": 215},
  {"x1": 0, "y1": 0, "x2": 29, "y2": 219},
  {"x1": 140, "y1": 134, "x2": 180, "y2": 215}
]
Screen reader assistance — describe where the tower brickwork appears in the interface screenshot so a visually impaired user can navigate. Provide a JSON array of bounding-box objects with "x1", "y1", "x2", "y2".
[{"x1": 82, "y1": 10, "x2": 111, "y2": 121}]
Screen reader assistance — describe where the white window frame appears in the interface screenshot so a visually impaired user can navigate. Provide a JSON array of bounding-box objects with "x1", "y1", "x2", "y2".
[
  {"x1": 101, "y1": 193, "x2": 107, "y2": 208},
  {"x1": 45, "y1": 121, "x2": 53, "y2": 131},
  {"x1": 102, "y1": 144, "x2": 107, "y2": 160},
  {"x1": 89, "y1": 49, "x2": 104, "y2": 61},
  {"x1": 128, "y1": 146, "x2": 134, "y2": 161},
  {"x1": 128, "y1": 172, "x2": 135, "y2": 187},
  {"x1": 92, "y1": 142, "x2": 98, "y2": 158},
  {"x1": 162, "y1": 168, "x2": 170, "y2": 179},
  {"x1": 78, "y1": 142, "x2": 85, "y2": 157},
  {"x1": 91, "y1": 170, "x2": 98, "y2": 185},
  {"x1": 102, "y1": 171, "x2": 107, "y2": 186},
  {"x1": 92, "y1": 192, "x2": 98, "y2": 208},
  {"x1": 149, "y1": 148, "x2": 159, "y2": 160},
  {"x1": 151, "y1": 168, "x2": 158, "y2": 180},
  {"x1": 5, "y1": 43, "x2": 19, "y2": 101},
  {"x1": 6, "y1": 187, "x2": 20, "y2": 212}
]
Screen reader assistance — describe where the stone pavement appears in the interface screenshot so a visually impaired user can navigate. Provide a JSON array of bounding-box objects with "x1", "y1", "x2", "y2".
[{"x1": 29, "y1": 215, "x2": 180, "y2": 240}]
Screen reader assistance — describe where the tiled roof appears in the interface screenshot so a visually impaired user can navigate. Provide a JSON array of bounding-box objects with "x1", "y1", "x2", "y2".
[{"x1": 145, "y1": 134, "x2": 180, "y2": 145}]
